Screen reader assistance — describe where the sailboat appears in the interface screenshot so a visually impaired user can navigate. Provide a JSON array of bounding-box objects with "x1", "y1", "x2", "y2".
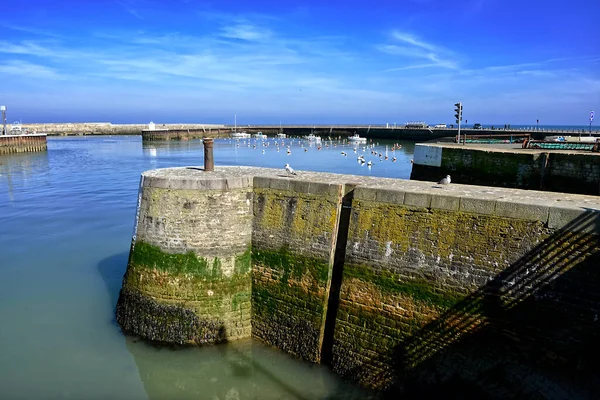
[
  {"x1": 230, "y1": 114, "x2": 251, "y2": 138},
  {"x1": 276, "y1": 121, "x2": 286, "y2": 138}
]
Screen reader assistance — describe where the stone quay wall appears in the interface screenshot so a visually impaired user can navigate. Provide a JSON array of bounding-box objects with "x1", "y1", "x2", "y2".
[
  {"x1": 251, "y1": 176, "x2": 344, "y2": 363},
  {"x1": 410, "y1": 143, "x2": 600, "y2": 195},
  {"x1": 116, "y1": 169, "x2": 254, "y2": 344},
  {"x1": 0, "y1": 134, "x2": 47, "y2": 154},
  {"x1": 117, "y1": 166, "x2": 600, "y2": 398}
]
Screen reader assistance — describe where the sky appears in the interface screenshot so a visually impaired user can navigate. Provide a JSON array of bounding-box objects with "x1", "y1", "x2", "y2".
[{"x1": 1, "y1": 0, "x2": 599, "y2": 125}]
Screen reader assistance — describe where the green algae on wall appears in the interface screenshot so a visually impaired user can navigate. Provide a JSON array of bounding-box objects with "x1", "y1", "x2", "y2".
[
  {"x1": 129, "y1": 241, "x2": 251, "y2": 279},
  {"x1": 251, "y1": 183, "x2": 342, "y2": 363},
  {"x1": 118, "y1": 241, "x2": 253, "y2": 344}
]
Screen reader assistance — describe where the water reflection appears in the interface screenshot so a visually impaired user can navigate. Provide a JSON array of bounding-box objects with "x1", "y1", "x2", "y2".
[
  {"x1": 125, "y1": 336, "x2": 378, "y2": 400},
  {"x1": 0, "y1": 151, "x2": 49, "y2": 201}
]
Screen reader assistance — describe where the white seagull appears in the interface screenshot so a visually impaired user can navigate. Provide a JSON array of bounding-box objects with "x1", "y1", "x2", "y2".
[
  {"x1": 285, "y1": 163, "x2": 297, "y2": 175},
  {"x1": 438, "y1": 175, "x2": 451, "y2": 185}
]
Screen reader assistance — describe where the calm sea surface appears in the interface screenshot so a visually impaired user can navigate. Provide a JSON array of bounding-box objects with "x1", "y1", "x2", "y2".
[{"x1": 0, "y1": 136, "x2": 415, "y2": 400}]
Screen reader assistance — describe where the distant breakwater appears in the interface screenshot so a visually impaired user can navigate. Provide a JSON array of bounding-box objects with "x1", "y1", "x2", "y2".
[
  {"x1": 18, "y1": 123, "x2": 600, "y2": 141},
  {"x1": 21, "y1": 123, "x2": 226, "y2": 136}
]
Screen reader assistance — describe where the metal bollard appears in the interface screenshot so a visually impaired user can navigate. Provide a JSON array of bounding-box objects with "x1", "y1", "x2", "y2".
[{"x1": 203, "y1": 138, "x2": 214, "y2": 171}]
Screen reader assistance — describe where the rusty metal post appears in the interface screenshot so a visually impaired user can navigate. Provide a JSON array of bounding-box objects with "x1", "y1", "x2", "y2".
[{"x1": 203, "y1": 137, "x2": 214, "y2": 171}]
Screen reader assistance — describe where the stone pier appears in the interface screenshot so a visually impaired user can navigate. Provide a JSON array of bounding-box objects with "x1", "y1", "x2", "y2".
[{"x1": 117, "y1": 166, "x2": 600, "y2": 398}]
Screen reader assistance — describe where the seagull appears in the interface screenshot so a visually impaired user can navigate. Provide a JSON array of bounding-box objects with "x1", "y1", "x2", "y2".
[
  {"x1": 438, "y1": 175, "x2": 451, "y2": 185},
  {"x1": 285, "y1": 163, "x2": 297, "y2": 175}
]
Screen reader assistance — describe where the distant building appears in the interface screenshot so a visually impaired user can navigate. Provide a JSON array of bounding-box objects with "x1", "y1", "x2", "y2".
[{"x1": 148, "y1": 121, "x2": 156, "y2": 130}]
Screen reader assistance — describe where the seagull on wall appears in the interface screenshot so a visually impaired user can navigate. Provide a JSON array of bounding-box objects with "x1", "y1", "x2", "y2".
[
  {"x1": 438, "y1": 175, "x2": 451, "y2": 185},
  {"x1": 285, "y1": 163, "x2": 297, "y2": 176}
]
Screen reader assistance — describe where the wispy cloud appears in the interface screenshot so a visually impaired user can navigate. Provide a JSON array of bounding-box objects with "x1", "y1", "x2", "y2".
[
  {"x1": 0, "y1": 60, "x2": 63, "y2": 80},
  {"x1": 220, "y1": 23, "x2": 271, "y2": 41},
  {"x1": 115, "y1": 0, "x2": 145, "y2": 20},
  {"x1": 0, "y1": 23, "x2": 63, "y2": 38},
  {"x1": 379, "y1": 31, "x2": 459, "y2": 70}
]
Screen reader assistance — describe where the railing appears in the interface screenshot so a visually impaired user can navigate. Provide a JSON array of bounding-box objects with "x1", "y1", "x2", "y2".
[
  {"x1": 455, "y1": 133, "x2": 531, "y2": 144},
  {"x1": 523, "y1": 138, "x2": 600, "y2": 152}
]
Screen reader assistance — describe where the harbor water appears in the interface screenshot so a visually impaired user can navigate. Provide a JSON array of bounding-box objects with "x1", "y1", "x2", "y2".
[{"x1": 0, "y1": 136, "x2": 414, "y2": 399}]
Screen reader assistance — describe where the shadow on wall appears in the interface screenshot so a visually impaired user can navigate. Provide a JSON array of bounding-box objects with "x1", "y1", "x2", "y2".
[{"x1": 377, "y1": 210, "x2": 600, "y2": 399}]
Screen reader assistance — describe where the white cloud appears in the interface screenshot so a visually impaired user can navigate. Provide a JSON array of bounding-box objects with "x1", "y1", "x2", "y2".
[
  {"x1": 220, "y1": 24, "x2": 271, "y2": 41},
  {"x1": 0, "y1": 60, "x2": 63, "y2": 80},
  {"x1": 379, "y1": 31, "x2": 459, "y2": 70}
]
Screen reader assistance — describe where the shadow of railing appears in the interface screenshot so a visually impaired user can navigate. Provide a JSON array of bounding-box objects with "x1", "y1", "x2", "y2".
[{"x1": 385, "y1": 209, "x2": 600, "y2": 398}]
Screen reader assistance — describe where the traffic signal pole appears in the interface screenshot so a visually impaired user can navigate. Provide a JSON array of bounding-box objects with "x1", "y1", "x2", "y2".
[{"x1": 454, "y1": 102, "x2": 463, "y2": 144}]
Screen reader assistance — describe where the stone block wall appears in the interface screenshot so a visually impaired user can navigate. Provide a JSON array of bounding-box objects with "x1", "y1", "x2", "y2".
[
  {"x1": 251, "y1": 176, "x2": 344, "y2": 363},
  {"x1": 332, "y1": 185, "x2": 600, "y2": 397},
  {"x1": 117, "y1": 169, "x2": 254, "y2": 344}
]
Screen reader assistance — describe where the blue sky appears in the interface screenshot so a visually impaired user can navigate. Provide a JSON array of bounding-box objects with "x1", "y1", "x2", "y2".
[{"x1": 1, "y1": 0, "x2": 599, "y2": 125}]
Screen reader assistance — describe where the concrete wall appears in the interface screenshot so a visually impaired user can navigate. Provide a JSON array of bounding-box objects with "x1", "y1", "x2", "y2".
[
  {"x1": 410, "y1": 143, "x2": 600, "y2": 195},
  {"x1": 117, "y1": 169, "x2": 254, "y2": 344},
  {"x1": 117, "y1": 166, "x2": 600, "y2": 398},
  {"x1": 0, "y1": 134, "x2": 47, "y2": 154}
]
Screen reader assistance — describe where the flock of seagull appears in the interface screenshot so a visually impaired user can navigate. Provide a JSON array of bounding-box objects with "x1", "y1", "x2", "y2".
[
  {"x1": 228, "y1": 136, "x2": 405, "y2": 172},
  {"x1": 228, "y1": 136, "x2": 451, "y2": 185}
]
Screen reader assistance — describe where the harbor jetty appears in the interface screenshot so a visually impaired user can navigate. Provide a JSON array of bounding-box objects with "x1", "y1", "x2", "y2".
[
  {"x1": 116, "y1": 158, "x2": 600, "y2": 397},
  {"x1": 12, "y1": 122, "x2": 598, "y2": 141}
]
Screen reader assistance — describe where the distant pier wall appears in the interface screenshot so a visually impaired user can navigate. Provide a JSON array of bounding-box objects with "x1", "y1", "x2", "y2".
[
  {"x1": 141, "y1": 128, "x2": 231, "y2": 141},
  {"x1": 117, "y1": 166, "x2": 600, "y2": 398},
  {"x1": 0, "y1": 134, "x2": 47, "y2": 155},
  {"x1": 410, "y1": 143, "x2": 600, "y2": 195}
]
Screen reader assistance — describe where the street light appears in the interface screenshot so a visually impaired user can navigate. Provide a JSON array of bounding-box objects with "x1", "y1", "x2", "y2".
[
  {"x1": 1, "y1": 106, "x2": 6, "y2": 135},
  {"x1": 536, "y1": 119, "x2": 539, "y2": 131}
]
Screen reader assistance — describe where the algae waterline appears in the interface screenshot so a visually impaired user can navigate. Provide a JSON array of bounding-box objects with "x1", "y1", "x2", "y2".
[{"x1": 117, "y1": 165, "x2": 600, "y2": 398}]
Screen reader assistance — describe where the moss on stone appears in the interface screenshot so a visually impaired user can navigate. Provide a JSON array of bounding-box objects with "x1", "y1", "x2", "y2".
[
  {"x1": 344, "y1": 263, "x2": 464, "y2": 310},
  {"x1": 130, "y1": 241, "x2": 252, "y2": 280},
  {"x1": 234, "y1": 248, "x2": 252, "y2": 275},
  {"x1": 253, "y1": 188, "x2": 339, "y2": 241},
  {"x1": 252, "y1": 246, "x2": 330, "y2": 285}
]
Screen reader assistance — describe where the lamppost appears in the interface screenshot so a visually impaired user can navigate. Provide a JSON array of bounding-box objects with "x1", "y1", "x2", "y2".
[
  {"x1": 537, "y1": 119, "x2": 539, "y2": 131},
  {"x1": 1, "y1": 106, "x2": 6, "y2": 135}
]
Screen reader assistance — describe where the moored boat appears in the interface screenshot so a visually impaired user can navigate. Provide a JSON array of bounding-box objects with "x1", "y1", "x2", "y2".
[{"x1": 348, "y1": 133, "x2": 367, "y2": 143}]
